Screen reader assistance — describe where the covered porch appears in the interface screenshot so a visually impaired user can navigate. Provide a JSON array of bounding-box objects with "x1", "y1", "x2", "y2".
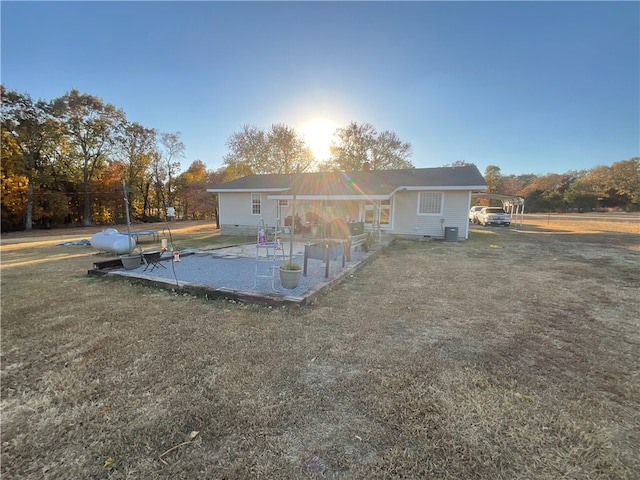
[{"x1": 267, "y1": 195, "x2": 391, "y2": 238}]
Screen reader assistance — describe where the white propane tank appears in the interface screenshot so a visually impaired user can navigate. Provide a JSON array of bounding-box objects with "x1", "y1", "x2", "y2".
[{"x1": 90, "y1": 228, "x2": 137, "y2": 254}]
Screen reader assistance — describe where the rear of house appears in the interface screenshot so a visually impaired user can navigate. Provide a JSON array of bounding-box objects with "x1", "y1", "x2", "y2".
[{"x1": 207, "y1": 165, "x2": 487, "y2": 240}]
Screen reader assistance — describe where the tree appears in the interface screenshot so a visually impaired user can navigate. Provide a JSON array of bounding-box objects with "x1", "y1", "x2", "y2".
[
  {"x1": 265, "y1": 124, "x2": 314, "y2": 174},
  {"x1": 223, "y1": 124, "x2": 314, "y2": 176},
  {"x1": 175, "y1": 160, "x2": 210, "y2": 220},
  {"x1": 564, "y1": 180, "x2": 598, "y2": 211},
  {"x1": 208, "y1": 169, "x2": 225, "y2": 228},
  {"x1": 443, "y1": 160, "x2": 476, "y2": 168},
  {"x1": 148, "y1": 150, "x2": 166, "y2": 216},
  {"x1": 501, "y1": 174, "x2": 535, "y2": 196},
  {"x1": 610, "y1": 158, "x2": 640, "y2": 208},
  {"x1": 159, "y1": 131, "x2": 185, "y2": 208},
  {"x1": 116, "y1": 121, "x2": 157, "y2": 219},
  {"x1": 92, "y1": 160, "x2": 126, "y2": 223},
  {"x1": 327, "y1": 122, "x2": 413, "y2": 171},
  {"x1": 223, "y1": 125, "x2": 266, "y2": 178},
  {"x1": 51, "y1": 89, "x2": 124, "y2": 226},
  {"x1": 521, "y1": 173, "x2": 565, "y2": 197},
  {"x1": 1, "y1": 87, "x2": 57, "y2": 230},
  {"x1": 483, "y1": 165, "x2": 503, "y2": 194}
]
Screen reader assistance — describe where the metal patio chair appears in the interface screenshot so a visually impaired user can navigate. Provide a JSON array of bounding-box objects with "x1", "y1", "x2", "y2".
[{"x1": 141, "y1": 250, "x2": 166, "y2": 272}]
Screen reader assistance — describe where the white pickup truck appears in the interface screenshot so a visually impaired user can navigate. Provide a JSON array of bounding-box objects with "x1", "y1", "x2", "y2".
[{"x1": 477, "y1": 207, "x2": 511, "y2": 226}]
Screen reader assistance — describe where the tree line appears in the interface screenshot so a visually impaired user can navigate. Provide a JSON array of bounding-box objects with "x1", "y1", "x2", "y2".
[
  {"x1": 1, "y1": 86, "x2": 226, "y2": 232},
  {"x1": 480, "y1": 160, "x2": 639, "y2": 212},
  {"x1": 2, "y1": 86, "x2": 637, "y2": 232}
]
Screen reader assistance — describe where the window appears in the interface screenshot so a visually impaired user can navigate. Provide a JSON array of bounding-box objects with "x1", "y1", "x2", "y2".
[
  {"x1": 418, "y1": 192, "x2": 443, "y2": 215},
  {"x1": 364, "y1": 200, "x2": 391, "y2": 226},
  {"x1": 364, "y1": 202, "x2": 375, "y2": 224},
  {"x1": 278, "y1": 200, "x2": 289, "y2": 207},
  {"x1": 379, "y1": 200, "x2": 390, "y2": 226},
  {"x1": 251, "y1": 193, "x2": 261, "y2": 215}
]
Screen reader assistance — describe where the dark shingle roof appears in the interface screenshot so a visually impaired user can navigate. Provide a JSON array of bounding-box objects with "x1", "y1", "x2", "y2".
[{"x1": 207, "y1": 165, "x2": 486, "y2": 196}]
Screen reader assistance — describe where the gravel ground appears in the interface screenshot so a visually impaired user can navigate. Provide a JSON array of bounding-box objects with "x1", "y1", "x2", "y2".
[{"x1": 111, "y1": 242, "x2": 369, "y2": 296}]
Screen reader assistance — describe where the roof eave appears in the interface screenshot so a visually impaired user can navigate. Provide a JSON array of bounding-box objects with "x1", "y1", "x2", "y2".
[
  {"x1": 391, "y1": 184, "x2": 488, "y2": 194},
  {"x1": 206, "y1": 188, "x2": 289, "y2": 193},
  {"x1": 268, "y1": 194, "x2": 390, "y2": 201}
]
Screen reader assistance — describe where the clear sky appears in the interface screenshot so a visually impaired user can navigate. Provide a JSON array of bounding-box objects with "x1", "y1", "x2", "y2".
[{"x1": 2, "y1": 1, "x2": 638, "y2": 176}]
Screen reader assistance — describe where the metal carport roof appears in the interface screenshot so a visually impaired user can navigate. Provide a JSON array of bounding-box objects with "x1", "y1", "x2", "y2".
[{"x1": 472, "y1": 193, "x2": 525, "y2": 226}]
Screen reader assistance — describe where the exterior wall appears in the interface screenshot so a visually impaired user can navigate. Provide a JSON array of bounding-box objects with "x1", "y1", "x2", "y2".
[
  {"x1": 218, "y1": 192, "x2": 281, "y2": 235},
  {"x1": 390, "y1": 190, "x2": 471, "y2": 239},
  {"x1": 218, "y1": 190, "x2": 472, "y2": 239}
]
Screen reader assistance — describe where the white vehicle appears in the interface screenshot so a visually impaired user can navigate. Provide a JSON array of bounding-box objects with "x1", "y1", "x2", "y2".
[
  {"x1": 477, "y1": 207, "x2": 511, "y2": 226},
  {"x1": 469, "y1": 206, "x2": 483, "y2": 224}
]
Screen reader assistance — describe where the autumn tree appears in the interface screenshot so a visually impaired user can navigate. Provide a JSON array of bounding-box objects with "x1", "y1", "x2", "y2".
[
  {"x1": 51, "y1": 89, "x2": 124, "y2": 226},
  {"x1": 1, "y1": 127, "x2": 28, "y2": 230},
  {"x1": 610, "y1": 157, "x2": 640, "y2": 207},
  {"x1": 327, "y1": 122, "x2": 413, "y2": 171},
  {"x1": 116, "y1": 121, "x2": 157, "y2": 219},
  {"x1": 175, "y1": 160, "x2": 211, "y2": 220},
  {"x1": 500, "y1": 174, "x2": 536, "y2": 196},
  {"x1": 208, "y1": 169, "x2": 225, "y2": 228},
  {"x1": 1, "y1": 87, "x2": 59, "y2": 230},
  {"x1": 91, "y1": 160, "x2": 126, "y2": 223}
]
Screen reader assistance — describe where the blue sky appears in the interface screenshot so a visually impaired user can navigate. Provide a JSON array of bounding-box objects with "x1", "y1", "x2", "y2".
[{"x1": 2, "y1": 1, "x2": 638, "y2": 176}]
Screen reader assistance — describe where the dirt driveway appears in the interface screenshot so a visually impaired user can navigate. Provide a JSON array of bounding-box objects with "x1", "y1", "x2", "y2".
[{"x1": 1, "y1": 216, "x2": 639, "y2": 479}]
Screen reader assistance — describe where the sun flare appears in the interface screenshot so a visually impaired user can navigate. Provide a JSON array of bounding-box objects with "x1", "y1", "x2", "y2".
[{"x1": 300, "y1": 118, "x2": 339, "y2": 161}]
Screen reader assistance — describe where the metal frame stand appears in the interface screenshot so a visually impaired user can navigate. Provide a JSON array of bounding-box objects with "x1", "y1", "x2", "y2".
[{"x1": 254, "y1": 218, "x2": 286, "y2": 291}]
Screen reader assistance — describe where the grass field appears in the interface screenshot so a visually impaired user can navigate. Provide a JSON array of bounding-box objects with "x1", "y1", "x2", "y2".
[{"x1": 1, "y1": 216, "x2": 639, "y2": 479}]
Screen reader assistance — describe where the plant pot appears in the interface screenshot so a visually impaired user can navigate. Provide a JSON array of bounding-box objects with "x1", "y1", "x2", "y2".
[
  {"x1": 120, "y1": 254, "x2": 141, "y2": 270},
  {"x1": 278, "y1": 266, "x2": 302, "y2": 289}
]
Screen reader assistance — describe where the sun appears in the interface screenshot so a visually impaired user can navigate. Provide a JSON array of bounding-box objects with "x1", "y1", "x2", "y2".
[{"x1": 300, "y1": 118, "x2": 339, "y2": 161}]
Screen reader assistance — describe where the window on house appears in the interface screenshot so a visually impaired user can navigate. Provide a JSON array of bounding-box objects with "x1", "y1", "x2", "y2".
[
  {"x1": 379, "y1": 200, "x2": 390, "y2": 226},
  {"x1": 418, "y1": 192, "x2": 443, "y2": 215},
  {"x1": 364, "y1": 202, "x2": 375, "y2": 224},
  {"x1": 251, "y1": 193, "x2": 261, "y2": 215},
  {"x1": 364, "y1": 200, "x2": 391, "y2": 226},
  {"x1": 278, "y1": 200, "x2": 289, "y2": 207}
]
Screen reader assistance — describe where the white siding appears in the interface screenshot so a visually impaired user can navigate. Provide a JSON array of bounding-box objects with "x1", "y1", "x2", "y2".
[
  {"x1": 219, "y1": 192, "x2": 282, "y2": 235},
  {"x1": 391, "y1": 190, "x2": 471, "y2": 239},
  {"x1": 219, "y1": 190, "x2": 473, "y2": 239}
]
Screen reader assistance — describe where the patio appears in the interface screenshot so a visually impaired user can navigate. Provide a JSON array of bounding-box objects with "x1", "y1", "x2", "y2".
[{"x1": 89, "y1": 237, "x2": 388, "y2": 307}]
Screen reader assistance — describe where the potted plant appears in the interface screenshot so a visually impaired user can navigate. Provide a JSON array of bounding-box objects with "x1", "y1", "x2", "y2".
[
  {"x1": 120, "y1": 252, "x2": 141, "y2": 270},
  {"x1": 278, "y1": 192, "x2": 303, "y2": 289},
  {"x1": 278, "y1": 260, "x2": 302, "y2": 289}
]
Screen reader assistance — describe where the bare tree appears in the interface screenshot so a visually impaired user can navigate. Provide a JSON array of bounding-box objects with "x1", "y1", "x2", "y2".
[
  {"x1": 265, "y1": 123, "x2": 314, "y2": 174},
  {"x1": 159, "y1": 131, "x2": 185, "y2": 208},
  {"x1": 328, "y1": 122, "x2": 413, "y2": 171},
  {"x1": 223, "y1": 124, "x2": 313, "y2": 176}
]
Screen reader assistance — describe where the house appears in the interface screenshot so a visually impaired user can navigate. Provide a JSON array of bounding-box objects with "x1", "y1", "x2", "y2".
[{"x1": 206, "y1": 165, "x2": 487, "y2": 240}]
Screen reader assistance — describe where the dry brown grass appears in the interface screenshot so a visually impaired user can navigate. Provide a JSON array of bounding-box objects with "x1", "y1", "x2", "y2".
[{"x1": 2, "y1": 216, "x2": 639, "y2": 479}]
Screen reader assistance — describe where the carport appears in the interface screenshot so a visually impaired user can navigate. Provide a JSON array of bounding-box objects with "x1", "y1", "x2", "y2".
[{"x1": 472, "y1": 193, "x2": 525, "y2": 227}]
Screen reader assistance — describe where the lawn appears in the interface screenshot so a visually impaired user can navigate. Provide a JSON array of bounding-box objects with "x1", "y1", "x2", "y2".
[{"x1": 1, "y1": 216, "x2": 639, "y2": 479}]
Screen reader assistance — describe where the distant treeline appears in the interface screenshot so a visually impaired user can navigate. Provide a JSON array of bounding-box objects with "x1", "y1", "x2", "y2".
[
  {"x1": 2, "y1": 85, "x2": 638, "y2": 232},
  {"x1": 479, "y1": 160, "x2": 639, "y2": 212}
]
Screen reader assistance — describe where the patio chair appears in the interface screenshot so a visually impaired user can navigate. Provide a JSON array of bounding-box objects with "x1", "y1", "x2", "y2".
[{"x1": 141, "y1": 250, "x2": 166, "y2": 272}]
